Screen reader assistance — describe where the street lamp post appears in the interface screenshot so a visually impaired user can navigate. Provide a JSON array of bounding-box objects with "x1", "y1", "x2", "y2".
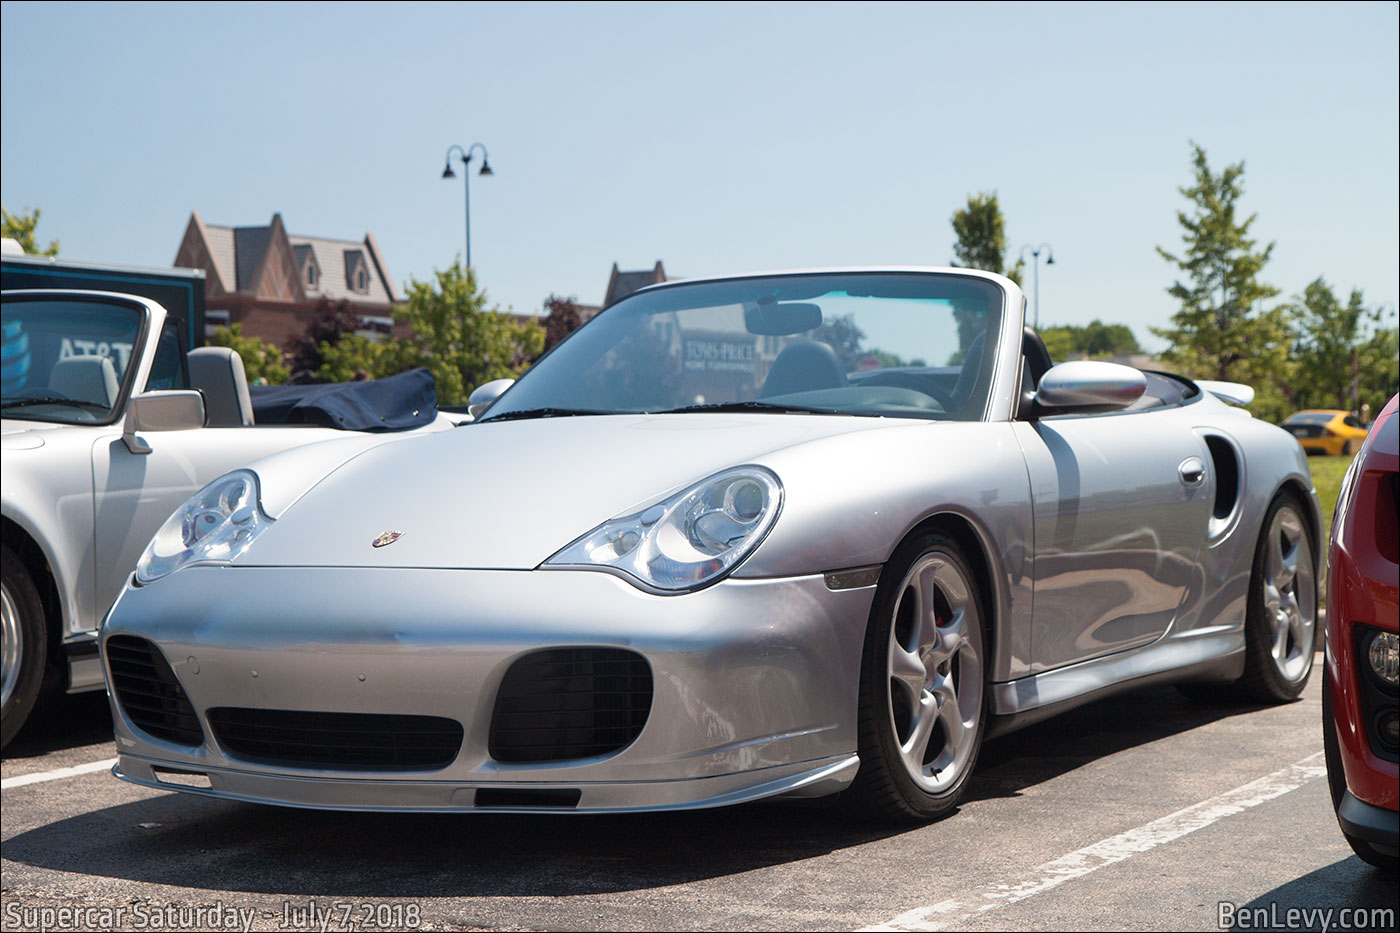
[
  {"x1": 1019, "y1": 242, "x2": 1055, "y2": 330},
  {"x1": 441, "y1": 143, "x2": 493, "y2": 269}
]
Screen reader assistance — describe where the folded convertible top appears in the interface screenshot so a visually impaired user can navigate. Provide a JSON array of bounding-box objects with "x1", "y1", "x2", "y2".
[{"x1": 248, "y1": 367, "x2": 438, "y2": 431}]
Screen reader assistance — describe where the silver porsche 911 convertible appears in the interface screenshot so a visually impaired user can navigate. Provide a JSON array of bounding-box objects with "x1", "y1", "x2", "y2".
[{"x1": 100, "y1": 268, "x2": 1320, "y2": 822}]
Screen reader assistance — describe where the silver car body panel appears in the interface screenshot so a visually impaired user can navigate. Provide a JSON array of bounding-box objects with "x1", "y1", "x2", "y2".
[
  {"x1": 104, "y1": 567, "x2": 875, "y2": 810},
  {"x1": 97, "y1": 267, "x2": 1321, "y2": 812},
  {"x1": 1, "y1": 290, "x2": 452, "y2": 682}
]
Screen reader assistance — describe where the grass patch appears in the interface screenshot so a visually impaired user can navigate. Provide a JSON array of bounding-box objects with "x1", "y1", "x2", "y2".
[{"x1": 1308, "y1": 452, "x2": 1355, "y2": 534}]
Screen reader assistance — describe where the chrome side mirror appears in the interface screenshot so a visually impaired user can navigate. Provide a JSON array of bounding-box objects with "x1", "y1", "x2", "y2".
[
  {"x1": 467, "y1": 378, "x2": 515, "y2": 419},
  {"x1": 122, "y1": 391, "x2": 206, "y2": 453},
  {"x1": 1034, "y1": 361, "x2": 1146, "y2": 413}
]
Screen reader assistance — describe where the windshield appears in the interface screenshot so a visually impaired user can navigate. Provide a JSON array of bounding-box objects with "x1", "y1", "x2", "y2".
[
  {"x1": 483, "y1": 272, "x2": 1005, "y2": 422},
  {"x1": 1, "y1": 298, "x2": 144, "y2": 424},
  {"x1": 1284, "y1": 412, "x2": 1337, "y2": 425}
]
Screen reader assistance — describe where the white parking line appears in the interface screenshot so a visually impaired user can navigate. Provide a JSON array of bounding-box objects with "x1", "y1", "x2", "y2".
[
  {"x1": 858, "y1": 752, "x2": 1327, "y2": 932},
  {"x1": 0, "y1": 758, "x2": 117, "y2": 790}
]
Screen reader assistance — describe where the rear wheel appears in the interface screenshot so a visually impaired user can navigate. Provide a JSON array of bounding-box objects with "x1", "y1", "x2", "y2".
[
  {"x1": 2, "y1": 545, "x2": 47, "y2": 748},
  {"x1": 848, "y1": 531, "x2": 987, "y2": 822},
  {"x1": 1239, "y1": 494, "x2": 1317, "y2": 702},
  {"x1": 1344, "y1": 437, "x2": 1363, "y2": 456}
]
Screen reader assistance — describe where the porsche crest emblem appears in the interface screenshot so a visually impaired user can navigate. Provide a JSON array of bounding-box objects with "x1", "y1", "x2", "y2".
[{"x1": 371, "y1": 531, "x2": 404, "y2": 548}]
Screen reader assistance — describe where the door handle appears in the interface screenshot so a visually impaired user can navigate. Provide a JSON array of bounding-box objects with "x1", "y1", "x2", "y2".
[{"x1": 1178, "y1": 456, "x2": 1206, "y2": 487}]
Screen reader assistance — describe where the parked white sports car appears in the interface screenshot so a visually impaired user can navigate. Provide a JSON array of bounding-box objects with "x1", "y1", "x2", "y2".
[
  {"x1": 1, "y1": 290, "x2": 451, "y2": 745},
  {"x1": 99, "y1": 268, "x2": 1322, "y2": 821}
]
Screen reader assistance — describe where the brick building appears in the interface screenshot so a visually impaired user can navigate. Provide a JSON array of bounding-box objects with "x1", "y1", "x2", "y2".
[{"x1": 173, "y1": 212, "x2": 403, "y2": 346}]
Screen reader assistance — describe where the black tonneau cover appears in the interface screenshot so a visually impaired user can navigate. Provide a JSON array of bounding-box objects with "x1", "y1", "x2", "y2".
[{"x1": 248, "y1": 367, "x2": 438, "y2": 431}]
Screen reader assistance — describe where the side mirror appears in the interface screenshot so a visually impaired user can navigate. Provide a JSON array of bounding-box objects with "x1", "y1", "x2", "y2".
[
  {"x1": 122, "y1": 391, "x2": 206, "y2": 453},
  {"x1": 1033, "y1": 361, "x2": 1146, "y2": 415},
  {"x1": 467, "y1": 378, "x2": 515, "y2": 419}
]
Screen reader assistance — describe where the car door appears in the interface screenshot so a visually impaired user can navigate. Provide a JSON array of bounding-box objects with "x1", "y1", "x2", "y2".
[{"x1": 1012, "y1": 404, "x2": 1214, "y2": 672}]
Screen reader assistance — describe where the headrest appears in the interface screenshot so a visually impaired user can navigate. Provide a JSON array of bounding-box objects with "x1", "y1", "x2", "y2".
[{"x1": 50, "y1": 355, "x2": 119, "y2": 407}]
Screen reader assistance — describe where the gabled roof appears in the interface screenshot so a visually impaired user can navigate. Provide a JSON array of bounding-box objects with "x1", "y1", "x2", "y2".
[
  {"x1": 177, "y1": 212, "x2": 400, "y2": 305},
  {"x1": 233, "y1": 226, "x2": 273, "y2": 292},
  {"x1": 202, "y1": 226, "x2": 235, "y2": 292},
  {"x1": 288, "y1": 234, "x2": 394, "y2": 304}
]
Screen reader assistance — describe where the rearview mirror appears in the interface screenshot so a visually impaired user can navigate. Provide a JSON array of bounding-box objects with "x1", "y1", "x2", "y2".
[
  {"x1": 467, "y1": 378, "x2": 515, "y2": 419},
  {"x1": 122, "y1": 391, "x2": 207, "y2": 453},
  {"x1": 744, "y1": 302, "x2": 823, "y2": 336},
  {"x1": 1034, "y1": 361, "x2": 1146, "y2": 414}
]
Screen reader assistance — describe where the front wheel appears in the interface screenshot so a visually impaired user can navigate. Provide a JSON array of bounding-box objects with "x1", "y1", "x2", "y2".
[
  {"x1": 847, "y1": 531, "x2": 988, "y2": 822},
  {"x1": 2, "y1": 545, "x2": 47, "y2": 748},
  {"x1": 1238, "y1": 494, "x2": 1317, "y2": 702}
]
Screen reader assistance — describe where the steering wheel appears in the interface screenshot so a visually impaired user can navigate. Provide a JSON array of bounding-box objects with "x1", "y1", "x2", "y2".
[{"x1": 858, "y1": 371, "x2": 955, "y2": 411}]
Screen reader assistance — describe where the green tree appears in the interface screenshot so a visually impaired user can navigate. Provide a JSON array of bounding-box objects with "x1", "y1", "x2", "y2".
[
  {"x1": 1152, "y1": 143, "x2": 1293, "y2": 422},
  {"x1": 1, "y1": 205, "x2": 59, "y2": 256},
  {"x1": 1039, "y1": 320, "x2": 1143, "y2": 361},
  {"x1": 1356, "y1": 312, "x2": 1399, "y2": 417},
  {"x1": 313, "y1": 333, "x2": 410, "y2": 383},
  {"x1": 208, "y1": 324, "x2": 290, "y2": 385},
  {"x1": 948, "y1": 193, "x2": 1024, "y2": 362},
  {"x1": 393, "y1": 261, "x2": 544, "y2": 405},
  {"x1": 1289, "y1": 280, "x2": 1398, "y2": 414},
  {"x1": 950, "y1": 193, "x2": 1024, "y2": 286}
]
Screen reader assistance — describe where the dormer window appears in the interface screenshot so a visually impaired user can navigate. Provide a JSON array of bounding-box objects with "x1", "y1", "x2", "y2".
[
  {"x1": 345, "y1": 249, "x2": 371, "y2": 295},
  {"x1": 297, "y1": 244, "x2": 320, "y2": 292}
]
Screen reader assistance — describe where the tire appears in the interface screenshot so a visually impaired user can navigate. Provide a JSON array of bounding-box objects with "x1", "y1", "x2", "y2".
[
  {"x1": 1238, "y1": 494, "x2": 1318, "y2": 702},
  {"x1": 847, "y1": 531, "x2": 988, "y2": 823},
  {"x1": 1322, "y1": 666, "x2": 1400, "y2": 871},
  {"x1": 1343, "y1": 438, "x2": 1362, "y2": 457},
  {"x1": 2, "y1": 544, "x2": 47, "y2": 748}
]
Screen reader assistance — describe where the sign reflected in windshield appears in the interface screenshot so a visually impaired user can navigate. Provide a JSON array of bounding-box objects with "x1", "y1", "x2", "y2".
[
  {"x1": 684, "y1": 339, "x2": 754, "y2": 372},
  {"x1": 60, "y1": 337, "x2": 134, "y2": 371}
]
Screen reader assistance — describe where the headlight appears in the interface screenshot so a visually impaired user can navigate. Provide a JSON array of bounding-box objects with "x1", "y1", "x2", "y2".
[
  {"x1": 135, "y1": 470, "x2": 272, "y2": 584},
  {"x1": 544, "y1": 467, "x2": 782, "y2": 593}
]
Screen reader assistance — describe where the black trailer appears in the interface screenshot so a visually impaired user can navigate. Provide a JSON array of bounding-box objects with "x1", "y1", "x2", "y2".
[{"x1": 1, "y1": 253, "x2": 206, "y2": 350}]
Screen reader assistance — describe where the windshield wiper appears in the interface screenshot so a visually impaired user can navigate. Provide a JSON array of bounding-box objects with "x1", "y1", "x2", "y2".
[
  {"x1": 1, "y1": 396, "x2": 107, "y2": 411},
  {"x1": 476, "y1": 407, "x2": 613, "y2": 424},
  {"x1": 652, "y1": 400, "x2": 860, "y2": 416}
]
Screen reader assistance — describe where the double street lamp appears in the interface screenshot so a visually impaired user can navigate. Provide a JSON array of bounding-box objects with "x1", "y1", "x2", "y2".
[
  {"x1": 1019, "y1": 242, "x2": 1055, "y2": 330},
  {"x1": 441, "y1": 143, "x2": 493, "y2": 269}
]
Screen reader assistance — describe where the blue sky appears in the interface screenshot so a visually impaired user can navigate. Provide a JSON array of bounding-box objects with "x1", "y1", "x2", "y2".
[{"x1": 2, "y1": 1, "x2": 1396, "y2": 350}]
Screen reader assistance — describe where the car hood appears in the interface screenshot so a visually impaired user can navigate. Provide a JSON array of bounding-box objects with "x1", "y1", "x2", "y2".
[
  {"x1": 237, "y1": 413, "x2": 915, "y2": 570},
  {"x1": 0, "y1": 418, "x2": 75, "y2": 449}
]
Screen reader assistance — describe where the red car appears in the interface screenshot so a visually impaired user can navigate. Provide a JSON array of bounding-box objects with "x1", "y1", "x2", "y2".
[{"x1": 1323, "y1": 393, "x2": 1399, "y2": 870}]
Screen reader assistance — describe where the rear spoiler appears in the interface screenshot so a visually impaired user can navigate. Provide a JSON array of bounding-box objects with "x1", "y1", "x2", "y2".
[{"x1": 1197, "y1": 380, "x2": 1255, "y2": 407}]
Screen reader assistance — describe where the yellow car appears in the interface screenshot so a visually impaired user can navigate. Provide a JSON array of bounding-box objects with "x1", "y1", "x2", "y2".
[{"x1": 1281, "y1": 409, "x2": 1369, "y2": 455}]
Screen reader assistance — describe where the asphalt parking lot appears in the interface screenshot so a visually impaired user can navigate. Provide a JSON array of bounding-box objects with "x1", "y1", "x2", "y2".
[{"x1": 2, "y1": 657, "x2": 1394, "y2": 933}]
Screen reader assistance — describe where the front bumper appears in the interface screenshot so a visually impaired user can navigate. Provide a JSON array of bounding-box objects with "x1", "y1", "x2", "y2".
[
  {"x1": 101, "y1": 566, "x2": 876, "y2": 812},
  {"x1": 1337, "y1": 791, "x2": 1400, "y2": 853}
]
